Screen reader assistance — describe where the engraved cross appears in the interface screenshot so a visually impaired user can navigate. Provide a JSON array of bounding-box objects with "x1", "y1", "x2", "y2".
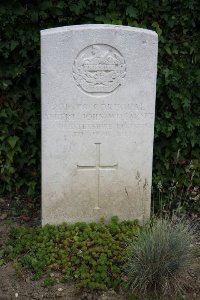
[{"x1": 77, "y1": 143, "x2": 118, "y2": 210}]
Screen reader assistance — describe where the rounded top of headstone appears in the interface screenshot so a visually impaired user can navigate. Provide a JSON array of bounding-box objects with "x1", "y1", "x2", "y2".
[{"x1": 40, "y1": 24, "x2": 158, "y2": 37}]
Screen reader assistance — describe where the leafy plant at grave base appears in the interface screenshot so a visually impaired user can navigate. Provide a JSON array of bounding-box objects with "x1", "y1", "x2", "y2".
[
  {"x1": 124, "y1": 217, "x2": 196, "y2": 298},
  {"x1": 4, "y1": 217, "x2": 140, "y2": 289},
  {"x1": 0, "y1": 0, "x2": 199, "y2": 211}
]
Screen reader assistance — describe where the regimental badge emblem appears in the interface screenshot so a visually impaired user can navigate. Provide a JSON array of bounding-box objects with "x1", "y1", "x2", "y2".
[{"x1": 73, "y1": 44, "x2": 126, "y2": 95}]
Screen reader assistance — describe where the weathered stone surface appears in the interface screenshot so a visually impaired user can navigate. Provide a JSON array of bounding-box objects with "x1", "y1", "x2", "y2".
[{"x1": 41, "y1": 24, "x2": 158, "y2": 225}]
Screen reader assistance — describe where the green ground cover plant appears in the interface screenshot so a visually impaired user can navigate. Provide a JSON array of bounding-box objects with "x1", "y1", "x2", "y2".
[
  {"x1": 124, "y1": 217, "x2": 196, "y2": 299},
  {"x1": 0, "y1": 0, "x2": 199, "y2": 212},
  {"x1": 4, "y1": 217, "x2": 140, "y2": 289}
]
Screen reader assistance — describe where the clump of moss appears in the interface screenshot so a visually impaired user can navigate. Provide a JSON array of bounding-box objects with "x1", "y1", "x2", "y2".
[{"x1": 4, "y1": 216, "x2": 140, "y2": 289}]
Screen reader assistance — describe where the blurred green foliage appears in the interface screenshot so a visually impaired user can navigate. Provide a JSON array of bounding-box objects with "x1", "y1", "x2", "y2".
[{"x1": 0, "y1": 0, "x2": 199, "y2": 208}]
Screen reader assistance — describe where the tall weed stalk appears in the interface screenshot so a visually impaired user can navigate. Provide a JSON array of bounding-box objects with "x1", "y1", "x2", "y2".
[{"x1": 152, "y1": 149, "x2": 199, "y2": 216}]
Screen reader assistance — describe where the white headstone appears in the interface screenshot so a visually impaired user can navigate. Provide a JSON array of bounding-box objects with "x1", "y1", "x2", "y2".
[{"x1": 41, "y1": 24, "x2": 158, "y2": 225}]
